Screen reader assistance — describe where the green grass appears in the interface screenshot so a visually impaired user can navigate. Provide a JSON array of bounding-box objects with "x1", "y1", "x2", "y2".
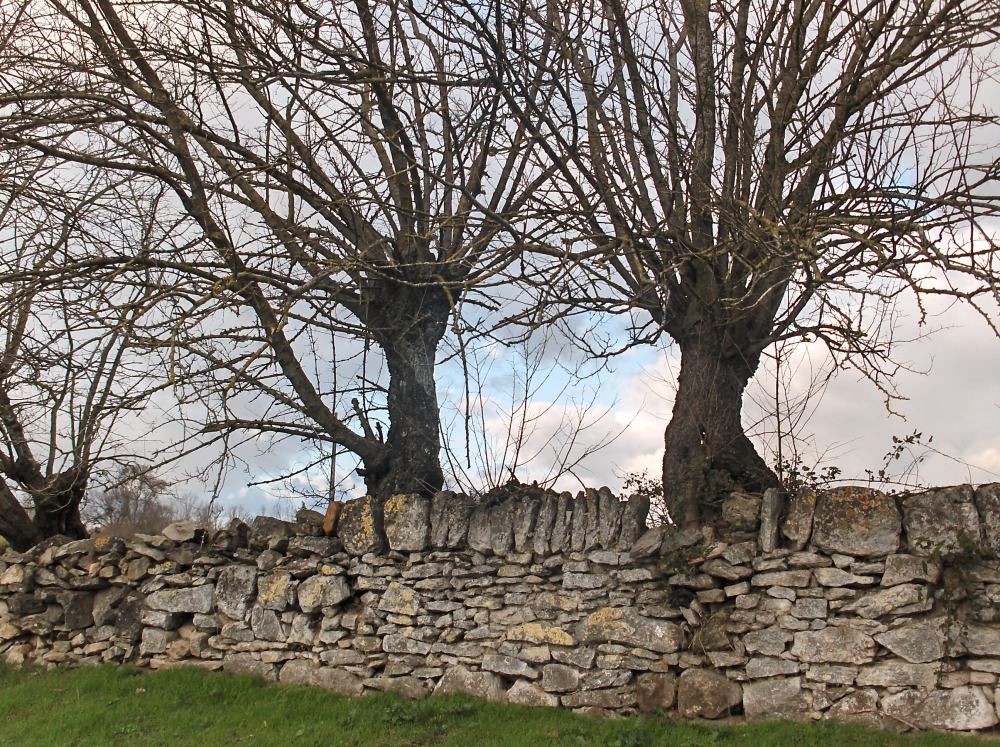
[{"x1": 0, "y1": 663, "x2": 992, "y2": 746}]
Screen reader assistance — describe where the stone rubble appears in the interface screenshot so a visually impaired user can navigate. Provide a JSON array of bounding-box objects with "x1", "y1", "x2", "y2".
[{"x1": 1, "y1": 483, "x2": 999, "y2": 733}]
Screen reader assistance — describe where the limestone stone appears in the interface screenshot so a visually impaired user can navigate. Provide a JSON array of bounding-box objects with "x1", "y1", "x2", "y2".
[
  {"x1": 841, "y1": 583, "x2": 927, "y2": 619},
  {"x1": 856, "y1": 660, "x2": 939, "y2": 689},
  {"x1": 467, "y1": 505, "x2": 492, "y2": 554},
  {"x1": 378, "y1": 582, "x2": 421, "y2": 616},
  {"x1": 482, "y1": 654, "x2": 538, "y2": 679},
  {"x1": 562, "y1": 686, "x2": 637, "y2": 710},
  {"x1": 532, "y1": 494, "x2": 558, "y2": 555},
  {"x1": 701, "y1": 559, "x2": 753, "y2": 581},
  {"x1": 92, "y1": 586, "x2": 127, "y2": 627},
  {"x1": 215, "y1": 565, "x2": 258, "y2": 619},
  {"x1": 722, "y1": 492, "x2": 761, "y2": 533},
  {"x1": 512, "y1": 496, "x2": 541, "y2": 554},
  {"x1": 811, "y1": 487, "x2": 900, "y2": 557},
  {"x1": 751, "y1": 570, "x2": 811, "y2": 588},
  {"x1": 635, "y1": 672, "x2": 677, "y2": 712},
  {"x1": 287, "y1": 536, "x2": 339, "y2": 557},
  {"x1": 383, "y1": 494, "x2": 430, "y2": 553},
  {"x1": 429, "y1": 491, "x2": 474, "y2": 549},
  {"x1": 948, "y1": 622, "x2": 1000, "y2": 656},
  {"x1": 256, "y1": 571, "x2": 293, "y2": 611},
  {"x1": 881, "y1": 554, "x2": 941, "y2": 587},
  {"x1": 758, "y1": 489, "x2": 784, "y2": 553},
  {"x1": 790, "y1": 627, "x2": 876, "y2": 664},
  {"x1": 781, "y1": 490, "x2": 817, "y2": 549},
  {"x1": 744, "y1": 626, "x2": 793, "y2": 656},
  {"x1": 250, "y1": 606, "x2": 285, "y2": 641},
  {"x1": 903, "y1": 485, "x2": 983, "y2": 557},
  {"x1": 146, "y1": 584, "x2": 215, "y2": 614},
  {"x1": 382, "y1": 634, "x2": 431, "y2": 655},
  {"x1": 541, "y1": 663, "x2": 580, "y2": 693},
  {"x1": 629, "y1": 528, "x2": 665, "y2": 560},
  {"x1": 825, "y1": 688, "x2": 880, "y2": 725},
  {"x1": 746, "y1": 657, "x2": 801, "y2": 678},
  {"x1": 337, "y1": 496, "x2": 386, "y2": 556},
  {"x1": 506, "y1": 623, "x2": 576, "y2": 647},
  {"x1": 366, "y1": 676, "x2": 428, "y2": 699},
  {"x1": 618, "y1": 494, "x2": 650, "y2": 550},
  {"x1": 297, "y1": 574, "x2": 350, "y2": 613},
  {"x1": 812, "y1": 567, "x2": 876, "y2": 587},
  {"x1": 806, "y1": 665, "x2": 858, "y2": 685},
  {"x1": 578, "y1": 607, "x2": 684, "y2": 653},
  {"x1": 490, "y1": 498, "x2": 517, "y2": 555},
  {"x1": 248, "y1": 516, "x2": 296, "y2": 551},
  {"x1": 549, "y1": 493, "x2": 573, "y2": 553},
  {"x1": 742, "y1": 676, "x2": 810, "y2": 719},
  {"x1": 162, "y1": 521, "x2": 203, "y2": 544},
  {"x1": 506, "y1": 680, "x2": 558, "y2": 707},
  {"x1": 874, "y1": 621, "x2": 945, "y2": 663},
  {"x1": 677, "y1": 668, "x2": 742, "y2": 719},
  {"x1": 434, "y1": 666, "x2": 505, "y2": 702},
  {"x1": 583, "y1": 488, "x2": 603, "y2": 551},
  {"x1": 974, "y1": 484, "x2": 1000, "y2": 556},
  {"x1": 882, "y1": 686, "x2": 998, "y2": 731},
  {"x1": 597, "y1": 488, "x2": 623, "y2": 550}
]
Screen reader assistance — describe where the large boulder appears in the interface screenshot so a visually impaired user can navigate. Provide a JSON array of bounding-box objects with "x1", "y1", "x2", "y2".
[
  {"x1": 881, "y1": 687, "x2": 998, "y2": 731},
  {"x1": 874, "y1": 620, "x2": 945, "y2": 663},
  {"x1": 433, "y1": 666, "x2": 505, "y2": 702},
  {"x1": 902, "y1": 485, "x2": 983, "y2": 557},
  {"x1": 811, "y1": 487, "x2": 900, "y2": 557},
  {"x1": 676, "y1": 669, "x2": 742, "y2": 719},
  {"x1": 215, "y1": 565, "x2": 258, "y2": 619},
  {"x1": 248, "y1": 516, "x2": 296, "y2": 551},
  {"x1": 742, "y1": 677, "x2": 811, "y2": 719},
  {"x1": 383, "y1": 494, "x2": 430, "y2": 553}
]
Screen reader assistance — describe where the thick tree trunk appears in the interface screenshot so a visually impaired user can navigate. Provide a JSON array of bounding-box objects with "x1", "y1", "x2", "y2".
[
  {"x1": 32, "y1": 487, "x2": 88, "y2": 541},
  {"x1": 0, "y1": 481, "x2": 40, "y2": 551},
  {"x1": 360, "y1": 287, "x2": 448, "y2": 500},
  {"x1": 662, "y1": 335, "x2": 779, "y2": 527}
]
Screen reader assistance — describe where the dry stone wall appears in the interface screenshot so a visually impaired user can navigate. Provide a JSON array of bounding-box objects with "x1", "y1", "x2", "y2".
[{"x1": 2, "y1": 483, "x2": 1000, "y2": 733}]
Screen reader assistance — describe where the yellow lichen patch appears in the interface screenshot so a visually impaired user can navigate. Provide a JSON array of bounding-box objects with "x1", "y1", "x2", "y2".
[
  {"x1": 584, "y1": 607, "x2": 634, "y2": 639},
  {"x1": 505, "y1": 622, "x2": 575, "y2": 646},
  {"x1": 93, "y1": 536, "x2": 112, "y2": 550}
]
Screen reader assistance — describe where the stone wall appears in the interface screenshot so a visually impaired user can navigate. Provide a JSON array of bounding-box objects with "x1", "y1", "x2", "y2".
[{"x1": 1, "y1": 483, "x2": 999, "y2": 733}]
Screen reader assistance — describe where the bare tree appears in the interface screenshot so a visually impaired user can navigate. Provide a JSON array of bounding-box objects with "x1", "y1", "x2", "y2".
[
  {"x1": 0, "y1": 0, "x2": 549, "y2": 501},
  {"x1": 0, "y1": 154, "x2": 175, "y2": 550},
  {"x1": 461, "y1": 0, "x2": 1000, "y2": 525}
]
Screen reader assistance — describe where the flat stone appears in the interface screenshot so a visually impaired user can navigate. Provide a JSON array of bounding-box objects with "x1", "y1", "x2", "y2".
[
  {"x1": 881, "y1": 554, "x2": 941, "y2": 587},
  {"x1": 162, "y1": 521, "x2": 202, "y2": 543},
  {"x1": 882, "y1": 686, "x2": 998, "y2": 731},
  {"x1": 856, "y1": 660, "x2": 939, "y2": 689},
  {"x1": 677, "y1": 668, "x2": 742, "y2": 719},
  {"x1": 297, "y1": 574, "x2": 350, "y2": 613},
  {"x1": 902, "y1": 485, "x2": 983, "y2": 557},
  {"x1": 841, "y1": 583, "x2": 927, "y2": 619},
  {"x1": 434, "y1": 666, "x2": 505, "y2": 702},
  {"x1": 825, "y1": 688, "x2": 881, "y2": 725},
  {"x1": 811, "y1": 487, "x2": 900, "y2": 557},
  {"x1": 813, "y1": 567, "x2": 876, "y2": 587},
  {"x1": 751, "y1": 570, "x2": 811, "y2": 588},
  {"x1": 744, "y1": 626, "x2": 793, "y2": 656},
  {"x1": 874, "y1": 621, "x2": 945, "y2": 663},
  {"x1": 758, "y1": 489, "x2": 783, "y2": 553},
  {"x1": 482, "y1": 654, "x2": 538, "y2": 679},
  {"x1": 429, "y1": 491, "x2": 474, "y2": 549},
  {"x1": 506, "y1": 680, "x2": 558, "y2": 707},
  {"x1": 146, "y1": 584, "x2": 215, "y2": 614},
  {"x1": 806, "y1": 665, "x2": 858, "y2": 685},
  {"x1": 746, "y1": 657, "x2": 801, "y2": 678},
  {"x1": 249, "y1": 606, "x2": 284, "y2": 641},
  {"x1": 562, "y1": 686, "x2": 636, "y2": 710},
  {"x1": 215, "y1": 565, "x2": 258, "y2": 619},
  {"x1": 781, "y1": 490, "x2": 817, "y2": 549},
  {"x1": 701, "y1": 559, "x2": 753, "y2": 581},
  {"x1": 378, "y1": 582, "x2": 421, "y2": 615},
  {"x1": 383, "y1": 494, "x2": 430, "y2": 552},
  {"x1": 223, "y1": 655, "x2": 274, "y2": 680},
  {"x1": 578, "y1": 607, "x2": 684, "y2": 653},
  {"x1": 948, "y1": 622, "x2": 1000, "y2": 656},
  {"x1": 383, "y1": 634, "x2": 431, "y2": 655},
  {"x1": 541, "y1": 663, "x2": 580, "y2": 693},
  {"x1": 256, "y1": 571, "x2": 293, "y2": 611},
  {"x1": 513, "y1": 496, "x2": 541, "y2": 554},
  {"x1": 742, "y1": 676, "x2": 810, "y2": 719},
  {"x1": 618, "y1": 494, "x2": 650, "y2": 550},
  {"x1": 791, "y1": 627, "x2": 876, "y2": 664},
  {"x1": 506, "y1": 623, "x2": 575, "y2": 646}
]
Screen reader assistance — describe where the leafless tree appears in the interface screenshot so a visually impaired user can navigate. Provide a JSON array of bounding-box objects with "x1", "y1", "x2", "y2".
[
  {"x1": 0, "y1": 0, "x2": 550, "y2": 502},
  {"x1": 460, "y1": 0, "x2": 1000, "y2": 524}
]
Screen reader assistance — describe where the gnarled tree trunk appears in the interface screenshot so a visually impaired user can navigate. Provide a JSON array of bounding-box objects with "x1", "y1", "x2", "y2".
[{"x1": 663, "y1": 333, "x2": 779, "y2": 527}]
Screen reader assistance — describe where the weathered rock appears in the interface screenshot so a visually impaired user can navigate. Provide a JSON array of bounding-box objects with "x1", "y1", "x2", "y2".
[
  {"x1": 434, "y1": 666, "x2": 505, "y2": 702},
  {"x1": 745, "y1": 657, "x2": 800, "y2": 678},
  {"x1": 677, "y1": 669, "x2": 742, "y2": 719},
  {"x1": 512, "y1": 496, "x2": 541, "y2": 554},
  {"x1": 618, "y1": 494, "x2": 650, "y2": 550},
  {"x1": 974, "y1": 484, "x2": 1000, "y2": 556},
  {"x1": 256, "y1": 571, "x2": 293, "y2": 611},
  {"x1": 825, "y1": 688, "x2": 881, "y2": 726},
  {"x1": 743, "y1": 676, "x2": 810, "y2": 719},
  {"x1": 336, "y1": 496, "x2": 386, "y2": 556},
  {"x1": 841, "y1": 583, "x2": 927, "y2": 619},
  {"x1": 790, "y1": 627, "x2": 876, "y2": 664},
  {"x1": 146, "y1": 584, "x2": 215, "y2": 614},
  {"x1": 881, "y1": 687, "x2": 998, "y2": 731},
  {"x1": 629, "y1": 528, "x2": 665, "y2": 560},
  {"x1": 297, "y1": 574, "x2": 350, "y2": 613},
  {"x1": 58, "y1": 592, "x2": 94, "y2": 629},
  {"x1": 811, "y1": 487, "x2": 900, "y2": 557},
  {"x1": 813, "y1": 567, "x2": 876, "y2": 587},
  {"x1": 248, "y1": 516, "x2": 296, "y2": 551},
  {"x1": 701, "y1": 559, "x2": 753, "y2": 581},
  {"x1": 114, "y1": 591, "x2": 145, "y2": 641},
  {"x1": 467, "y1": 505, "x2": 492, "y2": 554},
  {"x1": 506, "y1": 623, "x2": 576, "y2": 647},
  {"x1": 250, "y1": 606, "x2": 285, "y2": 641},
  {"x1": 92, "y1": 586, "x2": 128, "y2": 626},
  {"x1": 223, "y1": 655, "x2": 275, "y2": 680},
  {"x1": 744, "y1": 626, "x2": 793, "y2": 656},
  {"x1": 382, "y1": 634, "x2": 431, "y2": 655},
  {"x1": 881, "y1": 554, "x2": 941, "y2": 587},
  {"x1": 7, "y1": 593, "x2": 44, "y2": 616},
  {"x1": 295, "y1": 507, "x2": 325, "y2": 536},
  {"x1": 598, "y1": 488, "x2": 624, "y2": 550},
  {"x1": 378, "y1": 581, "x2": 421, "y2": 616},
  {"x1": 287, "y1": 536, "x2": 340, "y2": 557},
  {"x1": 429, "y1": 491, "x2": 474, "y2": 549},
  {"x1": 635, "y1": 672, "x2": 677, "y2": 712},
  {"x1": 366, "y1": 676, "x2": 428, "y2": 699},
  {"x1": 483, "y1": 654, "x2": 538, "y2": 679},
  {"x1": 215, "y1": 565, "x2": 258, "y2": 619},
  {"x1": 583, "y1": 488, "x2": 602, "y2": 551},
  {"x1": 578, "y1": 607, "x2": 684, "y2": 653},
  {"x1": 532, "y1": 494, "x2": 558, "y2": 555},
  {"x1": 758, "y1": 489, "x2": 784, "y2": 553},
  {"x1": 855, "y1": 660, "x2": 939, "y2": 689},
  {"x1": 874, "y1": 621, "x2": 945, "y2": 663},
  {"x1": 781, "y1": 490, "x2": 817, "y2": 549},
  {"x1": 541, "y1": 663, "x2": 580, "y2": 693},
  {"x1": 948, "y1": 622, "x2": 1000, "y2": 656},
  {"x1": 506, "y1": 680, "x2": 558, "y2": 708},
  {"x1": 549, "y1": 493, "x2": 573, "y2": 553},
  {"x1": 751, "y1": 570, "x2": 811, "y2": 587},
  {"x1": 162, "y1": 521, "x2": 204, "y2": 544},
  {"x1": 490, "y1": 498, "x2": 517, "y2": 555},
  {"x1": 721, "y1": 492, "x2": 761, "y2": 533},
  {"x1": 383, "y1": 494, "x2": 430, "y2": 553},
  {"x1": 903, "y1": 485, "x2": 983, "y2": 557}
]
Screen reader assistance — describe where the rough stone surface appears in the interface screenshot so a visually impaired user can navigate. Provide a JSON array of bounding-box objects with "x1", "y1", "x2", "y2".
[
  {"x1": 881, "y1": 554, "x2": 941, "y2": 587},
  {"x1": 875, "y1": 621, "x2": 945, "y2": 663},
  {"x1": 215, "y1": 565, "x2": 258, "y2": 619},
  {"x1": 841, "y1": 583, "x2": 928, "y2": 619},
  {"x1": 383, "y1": 494, "x2": 430, "y2": 553},
  {"x1": 506, "y1": 680, "x2": 558, "y2": 707},
  {"x1": 635, "y1": 672, "x2": 677, "y2": 712},
  {"x1": 791, "y1": 628, "x2": 876, "y2": 665},
  {"x1": 434, "y1": 666, "x2": 505, "y2": 702},
  {"x1": 903, "y1": 486, "x2": 983, "y2": 557},
  {"x1": 742, "y1": 677, "x2": 810, "y2": 719},
  {"x1": 722, "y1": 493, "x2": 761, "y2": 533},
  {"x1": 297, "y1": 575, "x2": 350, "y2": 613},
  {"x1": 336, "y1": 496, "x2": 386, "y2": 556},
  {"x1": 882, "y1": 687, "x2": 998, "y2": 731},
  {"x1": 758, "y1": 489, "x2": 784, "y2": 553},
  {"x1": 579, "y1": 607, "x2": 684, "y2": 653},
  {"x1": 677, "y1": 669, "x2": 742, "y2": 719},
  {"x1": 781, "y1": 490, "x2": 817, "y2": 549},
  {"x1": 146, "y1": 585, "x2": 215, "y2": 614},
  {"x1": 811, "y1": 487, "x2": 900, "y2": 557},
  {"x1": 973, "y1": 484, "x2": 1000, "y2": 556}
]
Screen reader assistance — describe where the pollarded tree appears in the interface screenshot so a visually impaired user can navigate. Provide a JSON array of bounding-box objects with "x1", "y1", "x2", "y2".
[
  {"x1": 463, "y1": 0, "x2": 1000, "y2": 525},
  {"x1": 0, "y1": 0, "x2": 548, "y2": 500}
]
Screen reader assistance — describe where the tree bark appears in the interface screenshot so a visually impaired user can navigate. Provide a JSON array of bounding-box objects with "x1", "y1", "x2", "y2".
[
  {"x1": 31, "y1": 487, "x2": 88, "y2": 542},
  {"x1": 0, "y1": 480, "x2": 40, "y2": 551},
  {"x1": 359, "y1": 286, "x2": 449, "y2": 500},
  {"x1": 662, "y1": 333, "x2": 779, "y2": 527}
]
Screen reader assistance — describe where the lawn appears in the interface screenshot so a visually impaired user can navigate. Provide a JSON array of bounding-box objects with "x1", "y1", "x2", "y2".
[{"x1": 0, "y1": 663, "x2": 992, "y2": 746}]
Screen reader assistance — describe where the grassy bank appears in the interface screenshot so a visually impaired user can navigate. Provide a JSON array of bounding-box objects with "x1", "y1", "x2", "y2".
[{"x1": 0, "y1": 663, "x2": 991, "y2": 746}]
